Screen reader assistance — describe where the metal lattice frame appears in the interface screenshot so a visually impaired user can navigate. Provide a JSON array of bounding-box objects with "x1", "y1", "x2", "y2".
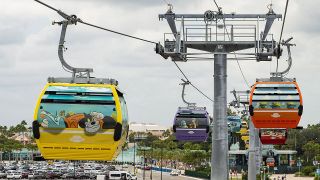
[
  {"x1": 230, "y1": 90, "x2": 262, "y2": 179},
  {"x1": 156, "y1": 7, "x2": 282, "y2": 62},
  {"x1": 156, "y1": 5, "x2": 283, "y2": 180}
]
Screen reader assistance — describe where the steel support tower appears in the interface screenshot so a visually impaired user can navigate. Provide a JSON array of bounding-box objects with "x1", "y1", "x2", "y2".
[
  {"x1": 156, "y1": 5, "x2": 282, "y2": 180},
  {"x1": 231, "y1": 90, "x2": 262, "y2": 180}
]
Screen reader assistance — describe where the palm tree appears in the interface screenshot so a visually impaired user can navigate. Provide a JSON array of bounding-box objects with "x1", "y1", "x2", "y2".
[
  {"x1": 25, "y1": 144, "x2": 38, "y2": 161},
  {"x1": 20, "y1": 120, "x2": 28, "y2": 126},
  {"x1": 2, "y1": 126, "x2": 8, "y2": 136},
  {"x1": 13, "y1": 123, "x2": 28, "y2": 146}
]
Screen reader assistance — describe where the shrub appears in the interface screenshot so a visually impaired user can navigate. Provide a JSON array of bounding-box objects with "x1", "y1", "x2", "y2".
[
  {"x1": 302, "y1": 166, "x2": 316, "y2": 176},
  {"x1": 185, "y1": 170, "x2": 210, "y2": 179},
  {"x1": 241, "y1": 172, "x2": 247, "y2": 180}
]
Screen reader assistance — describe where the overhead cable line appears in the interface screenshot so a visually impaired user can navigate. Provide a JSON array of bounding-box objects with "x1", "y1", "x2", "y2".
[
  {"x1": 276, "y1": 0, "x2": 290, "y2": 73},
  {"x1": 212, "y1": 0, "x2": 222, "y2": 13},
  {"x1": 223, "y1": 20, "x2": 251, "y2": 89},
  {"x1": 162, "y1": 0, "x2": 170, "y2": 5},
  {"x1": 35, "y1": 0, "x2": 213, "y2": 102},
  {"x1": 210, "y1": 0, "x2": 250, "y2": 88},
  {"x1": 279, "y1": 0, "x2": 290, "y2": 43},
  {"x1": 34, "y1": 0, "x2": 158, "y2": 45},
  {"x1": 235, "y1": 58, "x2": 251, "y2": 89},
  {"x1": 78, "y1": 21, "x2": 157, "y2": 45},
  {"x1": 173, "y1": 61, "x2": 214, "y2": 103}
]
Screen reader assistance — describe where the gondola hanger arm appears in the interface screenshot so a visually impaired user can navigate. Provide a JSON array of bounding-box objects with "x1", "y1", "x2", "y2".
[
  {"x1": 271, "y1": 37, "x2": 295, "y2": 78},
  {"x1": 180, "y1": 79, "x2": 196, "y2": 107}
]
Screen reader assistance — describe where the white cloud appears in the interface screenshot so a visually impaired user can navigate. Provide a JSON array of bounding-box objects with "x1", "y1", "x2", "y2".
[{"x1": 0, "y1": 0, "x2": 318, "y2": 129}]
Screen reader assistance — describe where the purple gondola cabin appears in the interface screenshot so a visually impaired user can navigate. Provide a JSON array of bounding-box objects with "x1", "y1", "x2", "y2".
[{"x1": 173, "y1": 106, "x2": 210, "y2": 142}]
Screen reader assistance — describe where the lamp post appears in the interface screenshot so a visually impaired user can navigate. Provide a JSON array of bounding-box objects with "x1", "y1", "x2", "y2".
[
  {"x1": 160, "y1": 147, "x2": 163, "y2": 180},
  {"x1": 122, "y1": 147, "x2": 124, "y2": 169},
  {"x1": 73, "y1": 161, "x2": 76, "y2": 178},
  {"x1": 133, "y1": 138, "x2": 136, "y2": 175},
  {"x1": 297, "y1": 157, "x2": 301, "y2": 177},
  {"x1": 138, "y1": 146, "x2": 151, "y2": 180},
  {"x1": 143, "y1": 149, "x2": 146, "y2": 180},
  {"x1": 134, "y1": 134, "x2": 147, "y2": 178},
  {"x1": 150, "y1": 145, "x2": 153, "y2": 180}
]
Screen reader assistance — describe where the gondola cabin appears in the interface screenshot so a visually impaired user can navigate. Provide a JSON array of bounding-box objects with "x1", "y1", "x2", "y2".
[
  {"x1": 259, "y1": 128, "x2": 287, "y2": 145},
  {"x1": 249, "y1": 80, "x2": 303, "y2": 128},
  {"x1": 240, "y1": 121, "x2": 248, "y2": 135},
  {"x1": 241, "y1": 129, "x2": 249, "y2": 149},
  {"x1": 227, "y1": 116, "x2": 242, "y2": 133},
  {"x1": 241, "y1": 130, "x2": 249, "y2": 141},
  {"x1": 33, "y1": 81, "x2": 128, "y2": 161},
  {"x1": 266, "y1": 157, "x2": 275, "y2": 167},
  {"x1": 241, "y1": 121, "x2": 248, "y2": 129},
  {"x1": 173, "y1": 107, "x2": 210, "y2": 142}
]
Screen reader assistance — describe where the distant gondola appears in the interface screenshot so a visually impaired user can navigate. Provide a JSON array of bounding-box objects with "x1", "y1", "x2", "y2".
[
  {"x1": 266, "y1": 157, "x2": 275, "y2": 167},
  {"x1": 173, "y1": 106, "x2": 210, "y2": 142},
  {"x1": 227, "y1": 116, "x2": 242, "y2": 133},
  {"x1": 259, "y1": 128, "x2": 287, "y2": 145}
]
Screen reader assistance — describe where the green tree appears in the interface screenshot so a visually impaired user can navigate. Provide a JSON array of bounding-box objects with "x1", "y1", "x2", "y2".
[
  {"x1": 278, "y1": 123, "x2": 320, "y2": 164},
  {"x1": 128, "y1": 132, "x2": 136, "y2": 143},
  {"x1": 302, "y1": 141, "x2": 320, "y2": 164},
  {"x1": 20, "y1": 120, "x2": 28, "y2": 126},
  {"x1": 0, "y1": 135, "x2": 24, "y2": 160},
  {"x1": 181, "y1": 150, "x2": 207, "y2": 167},
  {"x1": 162, "y1": 129, "x2": 171, "y2": 137}
]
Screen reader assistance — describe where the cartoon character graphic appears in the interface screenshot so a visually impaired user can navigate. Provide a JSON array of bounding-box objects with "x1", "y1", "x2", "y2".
[
  {"x1": 40, "y1": 118, "x2": 49, "y2": 128},
  {"x1": 39, "y1": 105, "x2": 118, "y2": 134},
  {"x1": 39, "y1": 110, "x2": 66, "y2": 128},
  {"x1": 79, "y1": 112, "x2": 117, "y2": 131},
  {"x1": 64, "y1": 113, "x2": 85, "y2": 128},
  {"x1": 83, "y1": 112, "x2": 104, "y2": 133},
  {"x1": 77, "y1": 112, "x2": 117, "y2": 133},
  {"x1": 90, "y1": 112, "x2": 105, "y2": 125},
  {"x1": 84, "y1": 120, "x2": 100, "y2": 133}
]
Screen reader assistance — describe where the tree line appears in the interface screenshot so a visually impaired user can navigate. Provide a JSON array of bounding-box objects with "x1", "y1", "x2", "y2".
[
  {"x1": 131, "y1": 122, "x2": 320, "y2": 170},
  {"x1": 130, "y1": 131, "x2": 211, "y2": 170},
  {"x1": 0, "y1": 120, "x2": 37, "y2": 155},
  {"x1": 276, "y1": 123, "x2": 320, "y2": 164}
]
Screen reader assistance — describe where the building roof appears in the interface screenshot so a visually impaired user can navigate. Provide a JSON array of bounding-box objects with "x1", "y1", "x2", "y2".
[
  {"x1": 229, "y1": 150, "x2": 297, "y2": 155},
  {"x1": 129, "y1": 122, "x2": 168, "y2": 132},
  {"x1": 229, "y1": 150, "x2": 248, "y2": 155},
  {"x1": 10, "y1": 133, "x2": 31, "y2": 142}
]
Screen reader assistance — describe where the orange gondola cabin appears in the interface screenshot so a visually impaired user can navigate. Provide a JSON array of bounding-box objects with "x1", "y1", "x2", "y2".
[{"x1": 249, "y1": 79, "x2": 303, "y2": 128}]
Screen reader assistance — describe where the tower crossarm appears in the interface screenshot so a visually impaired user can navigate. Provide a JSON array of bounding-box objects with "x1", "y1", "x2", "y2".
[
  {"x1": 157, "y1": 10, "x2": 283, "y2": 62},
  {"x1": 159, "y1": 13, "x2": 282, "y2": 21}
]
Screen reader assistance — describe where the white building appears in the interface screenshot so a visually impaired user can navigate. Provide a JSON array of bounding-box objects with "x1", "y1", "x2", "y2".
[{"x1": 129, "y1": 122, "x2": 168, "y2": 137}]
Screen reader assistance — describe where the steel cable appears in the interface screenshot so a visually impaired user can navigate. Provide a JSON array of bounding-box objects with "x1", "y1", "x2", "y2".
[
  {"x1": 276, "y1": 0, "x2": 290, "y2": 73},
  {"x1": 34, "y1": 0, "x2": 158, "y2": 45},
  {"x1": 223, "y1": 20, "x2": 251, "y2": 89},
  {"x1": 173, "y1": 61, "x2": 214, "y2": 103}
]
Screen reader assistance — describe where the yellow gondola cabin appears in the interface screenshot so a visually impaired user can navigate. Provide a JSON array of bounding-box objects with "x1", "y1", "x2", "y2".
[{"x1": 32, "y1": 81, "x2": 128, "y2": 161}]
